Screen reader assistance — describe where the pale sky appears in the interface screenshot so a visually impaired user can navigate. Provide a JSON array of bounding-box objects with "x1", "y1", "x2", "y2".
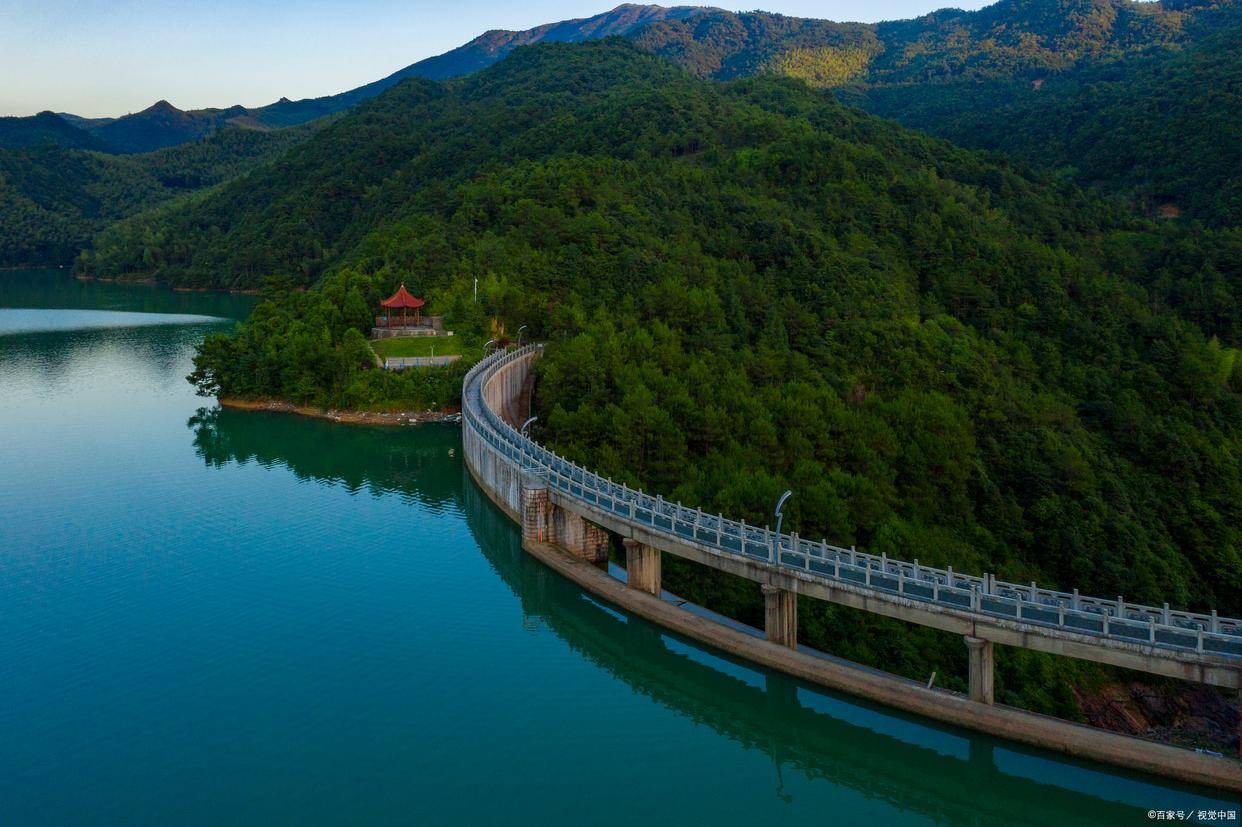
[{"x1": 0, "y1": 0, "x2": 990, "y2": 118}]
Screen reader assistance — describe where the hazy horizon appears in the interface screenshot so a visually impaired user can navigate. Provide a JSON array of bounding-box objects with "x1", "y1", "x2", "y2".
[{"x1": 1, "y1": 0, "x2": 991, "y2": 119}]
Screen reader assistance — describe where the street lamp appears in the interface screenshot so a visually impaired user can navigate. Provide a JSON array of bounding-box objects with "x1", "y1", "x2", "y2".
[
  {"x1": 774, "y1": 489, "x2": 793, "y2": 539},
  {"x1": 520, "y1": 416, "x2": 538, "y2": 436},
  {"x1": 484, "y1": 338, "x2": 496, "y2": 354},
  {"x1": 517, "y1": 325, "x2": 528, "y2": 347},
  {"x1": 771, "y1": 489, "x2": 793, "y2": 562}
]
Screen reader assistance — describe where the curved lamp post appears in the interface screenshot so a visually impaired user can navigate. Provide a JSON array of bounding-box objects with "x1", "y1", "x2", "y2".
[
  {"x1": 517, "y1": 325, "x2": 528, "y2": 347},
  {"x1": 484, "y1": 338, "x2": 496, "y2": 354},
  {"x1": 773, "y1": 489, "x2": 793, "y2": 561},
  {"x1": 520, "y1": 416, "x2": 538, "y2": 436}
]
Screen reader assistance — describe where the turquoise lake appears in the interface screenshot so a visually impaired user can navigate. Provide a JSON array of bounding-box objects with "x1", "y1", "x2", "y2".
[{"x1": 0, "y1": 270, "x2": 1235, "y2": 824}]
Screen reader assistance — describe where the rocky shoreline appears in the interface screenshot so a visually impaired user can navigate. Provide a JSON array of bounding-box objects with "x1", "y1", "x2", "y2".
[{"x1": 218, "y1": 397, "x2": 461, "y2": 426}]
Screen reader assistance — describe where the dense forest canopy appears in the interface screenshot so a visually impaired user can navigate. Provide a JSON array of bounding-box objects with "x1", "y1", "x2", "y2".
[
  {"x1": 634, "y1": 0, "x2": 1242, "y2": 224},
  {"x1": 184, "y1": 42, "x2": 1241, "y2": 639},
  {"x1": 851, "y1": 2, "x2": 1242, "y2": 225}
]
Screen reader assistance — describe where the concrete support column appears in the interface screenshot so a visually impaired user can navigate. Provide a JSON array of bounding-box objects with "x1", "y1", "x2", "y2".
[
  {"x1": 581, "y1": 522, "x2": 610, "y2": 565},
  {"x1": 552, "y1": 507, "x2": 608, "y2": 563},
  {"x1": 965, "y1": 635, "x2": 994, "y2": 705},
  {"x1": 520, "y1": 480, "x2": 549, "y2": 544},
  {"x1": 762, "y1": 584, "x2": 797, "y2": 649},
  {"x1": 623, "y1": 538, "x2": 661, "y2": 596}
]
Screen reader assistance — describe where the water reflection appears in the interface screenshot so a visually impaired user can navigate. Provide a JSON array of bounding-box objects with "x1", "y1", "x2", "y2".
[
  {"x1": 0, "y1": 269, "x2": 255, "y2": 319},
  {"x1": 456, "y1": 480, "x2": 1236, "y2": 822},
  {"x1": 180, "y1": 403, "x2": 1236, "y2": 821},
  {"x1": 0, "y1": 321, "x2": 226, "y2": 405},
  {"x1": 0, "y1": 308, "x2": 228, "y2": 337},
  {"x1": 188, "y1": 407, "x2": 462, "y2": 510}
]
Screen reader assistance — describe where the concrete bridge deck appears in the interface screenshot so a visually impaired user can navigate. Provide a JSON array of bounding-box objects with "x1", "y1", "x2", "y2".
[{"x1": 461, "y1": 344, "x2": 1242, "y2": 791}]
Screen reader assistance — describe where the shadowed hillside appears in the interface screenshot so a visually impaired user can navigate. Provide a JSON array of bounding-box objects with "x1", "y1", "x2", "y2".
[
  {"x1": 0, "y1": 112, "x2": 110, "y2": 151},
  {"x1": 0, "y1": 124, "x2": 321, "y2": 265}
]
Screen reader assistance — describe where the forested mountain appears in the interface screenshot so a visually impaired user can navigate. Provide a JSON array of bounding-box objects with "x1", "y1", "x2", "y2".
[
  {"x1": 630, "y1": 0, "x2": 1211, "y2": 84},
  {"x1": 247, "y1": 3, "x2": 710, "y2": 128},
  {"x1": 0, "y1": 125, "x2": 318, "y2": 265},
  {"x1": 629, "y1": 0, "x2": 1241, "y2": 224},
  {"x1": 851, "y1": 3, "x2": 1242, "y2": 225},
  {"x1": 178, "y1": 39, "x2": 1242, "y2": 718},
  {"x1": 19, "y1": 0, "x2": 1239, "y2": 230},
  {"x1": 35, "y1": 5, "x2": 712, "y2": 143},
  {"x1": 0, "y1": 112, "x2": 110, "y2": 151},
  {"x1": 68, "y1": 100, "x2": 272, "y2": 154}
]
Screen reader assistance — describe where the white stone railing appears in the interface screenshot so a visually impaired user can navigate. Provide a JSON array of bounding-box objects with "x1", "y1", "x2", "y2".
[{"x1": 463, "y1": 345, "x2": 1242, "y2": 660}]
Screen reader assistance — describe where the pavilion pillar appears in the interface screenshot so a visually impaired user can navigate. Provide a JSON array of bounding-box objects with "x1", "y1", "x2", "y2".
[
  {"x1": 965, "y1": 636, "x2": 994, "y2": 705},
  {"x1": 623, "y1": 538, "x2": 661, "y2": 596},
  {"x1": 762, "y1": 584, "x2": 797, "y2": 649}
]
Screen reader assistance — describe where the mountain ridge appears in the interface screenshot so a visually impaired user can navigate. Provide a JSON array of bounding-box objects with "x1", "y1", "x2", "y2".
[
  {"x1": 0, "y1": 111, "x2": 112, "y2": 151},
  {"x1": 31, "y1": 0, "x2": 1236, "y2": 164}
]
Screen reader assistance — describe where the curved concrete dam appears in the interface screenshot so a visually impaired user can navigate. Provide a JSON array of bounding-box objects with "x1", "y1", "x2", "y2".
[{"x1": 462, "y1": 344, "x2": 1242, "y2": 793}]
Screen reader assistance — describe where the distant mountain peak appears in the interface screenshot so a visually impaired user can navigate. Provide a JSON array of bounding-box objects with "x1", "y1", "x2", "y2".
[{"x1": 145, "y1": 99, "x2": 181, "y2": 115}]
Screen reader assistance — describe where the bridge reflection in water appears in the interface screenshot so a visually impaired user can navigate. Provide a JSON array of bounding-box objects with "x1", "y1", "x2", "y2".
[
  {"x1": 188, "y1": 409, "x2": 1236, "y2": 821},
  {"x1": 459, "y1": 479, "x2": 1234, "y2": 823}
]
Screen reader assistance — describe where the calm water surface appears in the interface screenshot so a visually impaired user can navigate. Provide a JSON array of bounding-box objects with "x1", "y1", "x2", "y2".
[{"x1": 0, "y1": 270, "x2": 1235, "y2": 824}]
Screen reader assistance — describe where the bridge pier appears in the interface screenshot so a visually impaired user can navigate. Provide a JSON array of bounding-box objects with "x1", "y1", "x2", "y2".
[
  {"x1": 965, "y1": 636, "x2": 994, "y2": 705},
  {"x1": 521, "y1": 479, "x2": 608, "y2": 562},
  {"x1": 623, "y1": 538, "x2": 661, "y2": 596},
  {"x1": 763, "y1": 585, "x2": 797, "y2": 649},
  {"x1": 552, "y1": 508, "x2": 609, "y2": 563},
  {"x1": 520, "y1": 479, "x2": 549, "y2": 544},
  {"x1": 581, "y1": 522, "x2": 610, "y2": 564}
]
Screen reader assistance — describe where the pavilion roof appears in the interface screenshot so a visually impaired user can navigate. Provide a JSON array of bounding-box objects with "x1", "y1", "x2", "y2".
[{"x1": 380, "y1": 283, "x2": 425, "y2": 309}]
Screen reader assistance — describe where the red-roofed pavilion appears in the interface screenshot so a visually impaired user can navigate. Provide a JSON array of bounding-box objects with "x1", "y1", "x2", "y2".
[{"x1": 379, "y1": 283, "x2": 425, "y2": 327}]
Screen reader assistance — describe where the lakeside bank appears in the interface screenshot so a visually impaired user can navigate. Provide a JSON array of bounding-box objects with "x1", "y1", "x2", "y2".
[{"x1": 218, "y1": 396, "x2": 462, "y2": 426}]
